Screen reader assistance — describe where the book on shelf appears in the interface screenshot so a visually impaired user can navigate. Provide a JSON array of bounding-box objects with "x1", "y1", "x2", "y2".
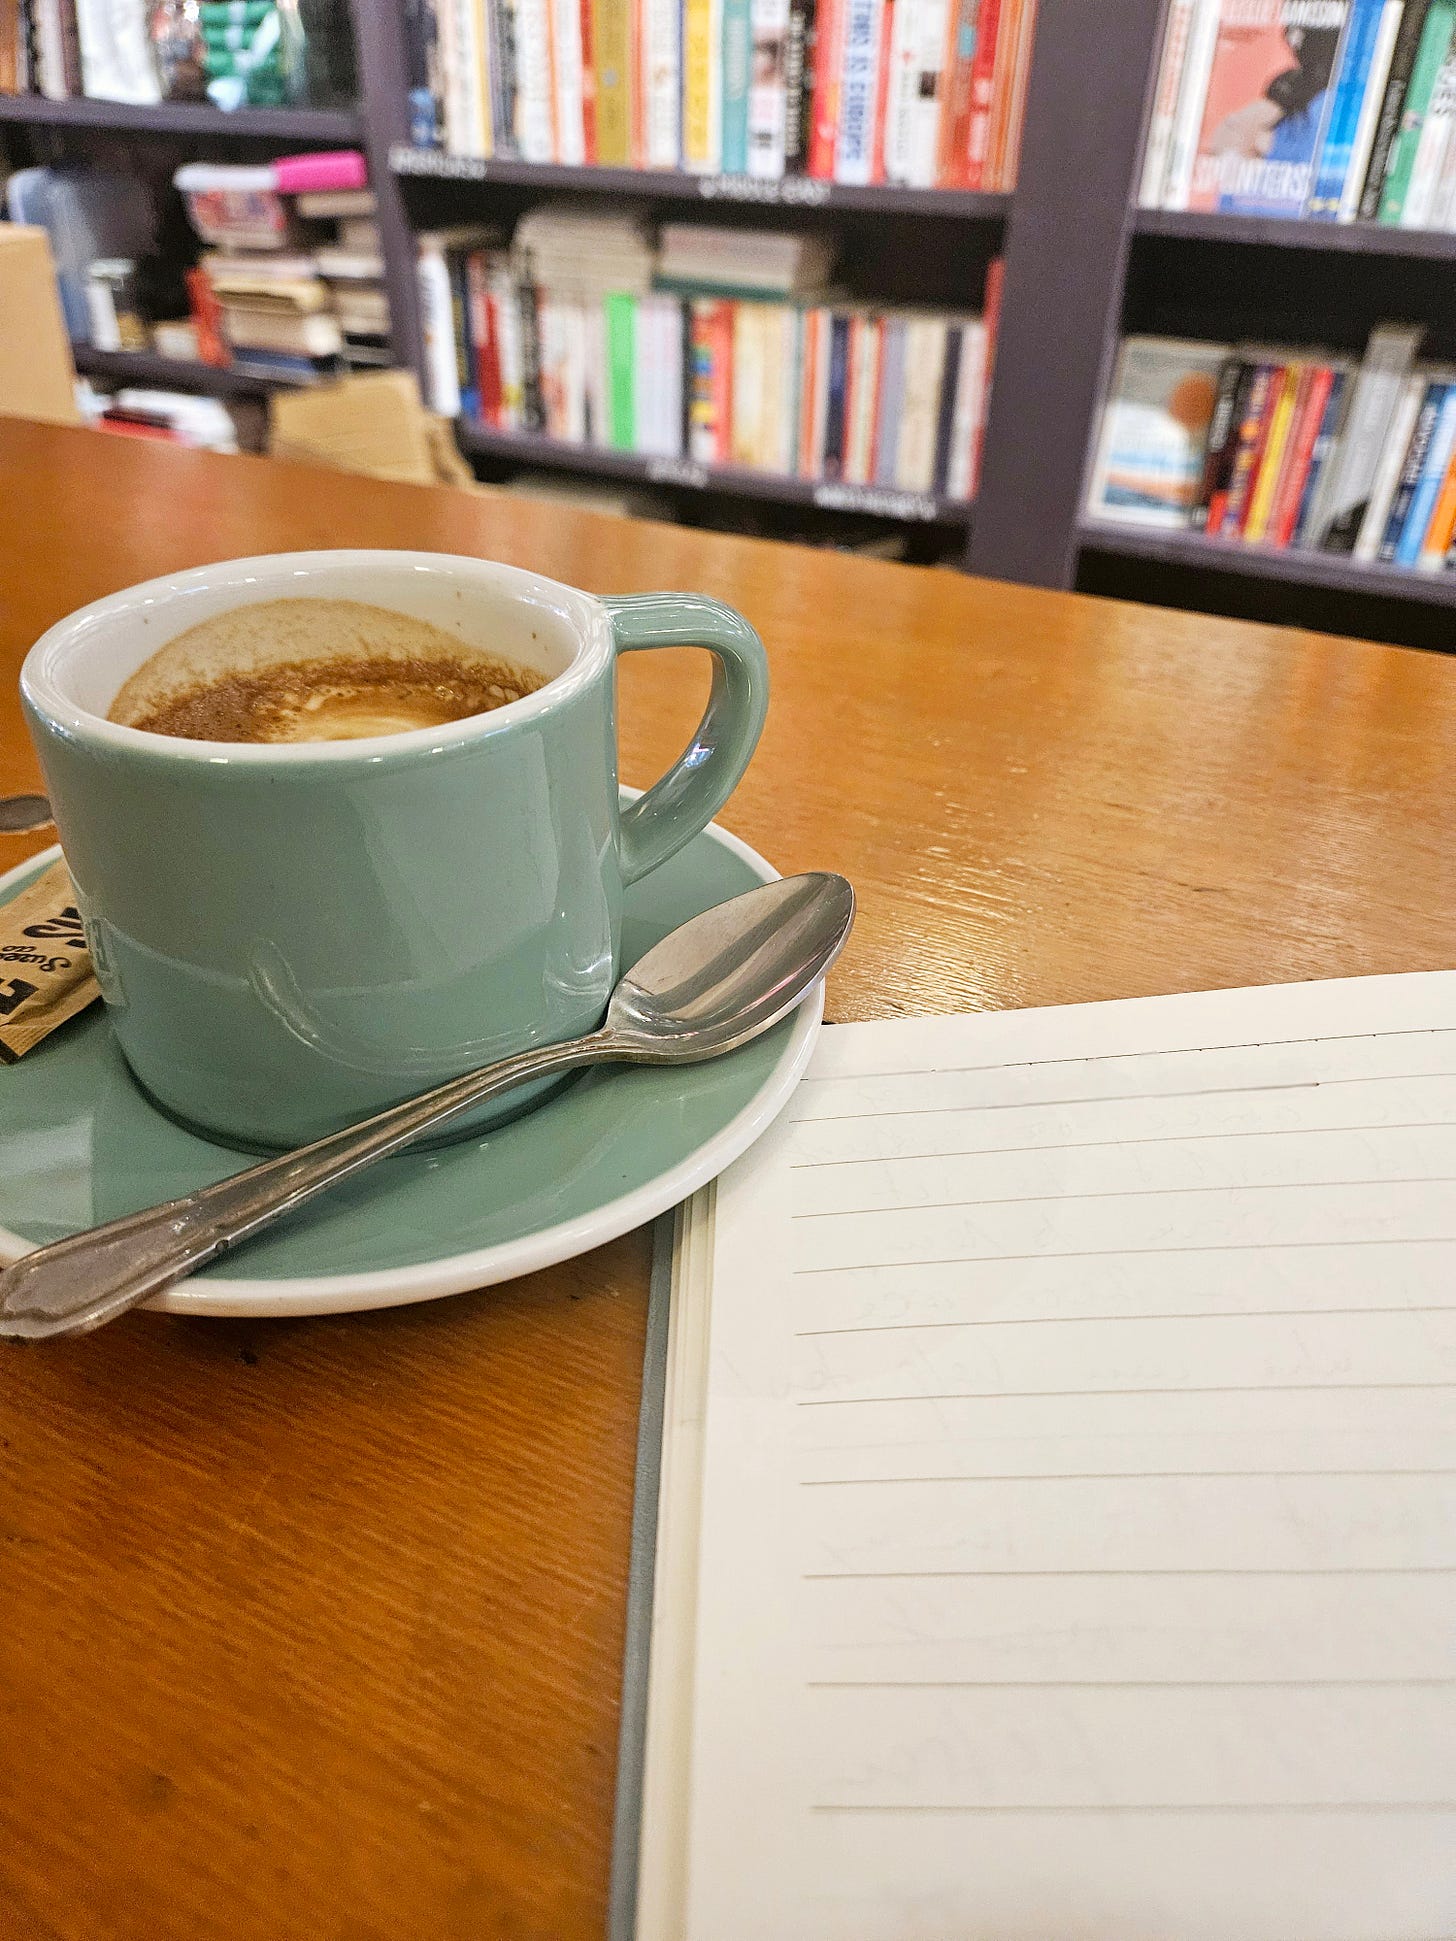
[
  {"x1": 1092, "y1": 320, "x2": 1456, "y2": 574},
  {"x1": 400, "y1": 0, "x2": 1036, "y2": 187},
  {"x1": 420, "y1": 211, "x2": 994, "y2": 503},
  {"x1": 1141, "y1": 0, "x2": 1456, "y2": 229},
  {"x1": 1085, "y1": 336, "x2": 1228, "y2": 527}
]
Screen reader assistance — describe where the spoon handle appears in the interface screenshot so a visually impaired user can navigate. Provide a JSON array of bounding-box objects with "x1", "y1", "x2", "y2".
[{"x1": 0, "y1": 1030, "x2": 615, "y2": 1342}]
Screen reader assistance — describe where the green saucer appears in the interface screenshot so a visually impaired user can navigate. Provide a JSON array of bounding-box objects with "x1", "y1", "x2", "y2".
[{"x1": 0, "y1": 824, "x2": 820, "y2": 1318}]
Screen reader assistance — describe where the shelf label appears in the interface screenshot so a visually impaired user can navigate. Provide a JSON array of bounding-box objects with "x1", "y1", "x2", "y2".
[
  {"x1": 390, "y1": 145, "x2": 490, "y2": 179},
  {"x1": 696, "y1": 174, "x2": 832, "y2": 206},
  {"x1": 645, "y1": 457, "x2": 711, "y2": 489},
  {"x1": 812, "y1": 482, "x2": 944, "y2": 521}
]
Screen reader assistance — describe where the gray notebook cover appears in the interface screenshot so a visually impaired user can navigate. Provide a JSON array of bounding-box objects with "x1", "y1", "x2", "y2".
[{"x1": 607, "y1": 1211, "x2": 676, "y2": 1941}]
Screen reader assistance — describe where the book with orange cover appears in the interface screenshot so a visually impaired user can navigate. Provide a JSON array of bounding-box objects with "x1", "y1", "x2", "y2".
[{"x1": 961, "y1": 0, "x2": 1002, "y2": 186}]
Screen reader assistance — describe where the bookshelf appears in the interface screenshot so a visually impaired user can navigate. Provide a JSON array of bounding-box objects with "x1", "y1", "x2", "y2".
[
  {"x1": 0, "y1": 94, "x2": 360, "y2": 140},
  {"x1": 6, "y1": 0, "x2": 1454, "y2": 643},
  {"x1": 71, "y1": 345, "x2": 320, "y2": 395},
  {"x1": 456, "y1": 421, "x2": 977, "y2": 526}
]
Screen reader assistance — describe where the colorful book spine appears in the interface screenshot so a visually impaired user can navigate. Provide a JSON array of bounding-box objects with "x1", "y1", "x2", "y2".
[
  {"x1": 936, "y1": 0, "x2": 983, "y2": 186},
  {"x1": 1340, "y1": 0, "x2": 1405, "y2": 216},
  {"x1": 961, "y1": 0, "x2": 1001, "y2": 186},
  {"x1": 1360, "y1": 0, "x2": 1432, "y2": 214},
  {"x1": 1393, "y1": 379, "x2": 1456, "y2": 561},
  {"x1": 1375, "y1": 377, "x2": 1440, "y2": 555},
  {"x1": 1377, "y1": 0, "x2": 1456, "y2": 221},
  {"x1": 746, "y1": 0, "x2": 791, "y2": 175},
  {"x1": 1193, "y1": 354, "x2": 1247, "y2": 530},
  {"x1": 683, "y1": 0, "x2": 723, "y2": 167},
  {"x1": 1290, "y1": 367, "x2": 1350, "y2": 544},
  {"x1": 595, "y1": 0, "x2": 634, "y2": 160},
  {"x1": 782, "y1": 0, "x2": 815, "y2": 170},
  {"x1": 1160, "y1": 0, "x2": 1220, "y2": 210},
  {"x1": 870, "y1": 0, "x2": 896, "y2": 180},
  {"x1": 1352, "y1": 369, "x2": 1426, "y2": 553},
  {"x1": 1401, "y1": 47, "x2": 1456, "y2": 221},
  {"x1": 994, "y1": 0, "x2": 1037, "y2": 186},
  {"x1": 1270, "y1": 363, "x2": 1336, "y2": 545},
  {"x1": 604, "y1": 291, "x2": 635, "y2": 448},
  {"x1": 551, "y1": 0, "x2": 587, "y2": 161},
  {"x1": 1140, "y1": 0, "x2": 1196, "y2": 207},
  {"x1": 982, "y1": 0, "x2": 1025, "y2": 189},
  {"x1": 688, "y1": 298, "x2": 733, "y2": 458},
  {"x1": 901, "y1": 0, "x2": 951, "y2": 186},
  {"x1": 1308, "y1": 0, "x2": 1388, "y2": 216},
  {"x1": 931, "y1": 320, "x2": 963, "y2": 494},
  {"x1": 1244, "y1": 362, "x2": 1303, "y2": 544},
  {"x1": 721, "y1": 0, "x2": 753, "y2": 169},
  {"x1": 835, "y1": 0, "x2": 885, "y2": 183},
  {"x1": 1218, "y1": 363, "x2": 1276, "y2": 537},
  {"x1": 821, "y1": 312, "x2": 852, "y2": 476},
  {"x1": 808, "y1": 0, "x2": 846, "y2": 175},
  {"x1": 1417, "y1": 445, "x2": 1456, "y2": 563},
  {"x1": 642, "y1": 0, "x2": 682, "y2": 164},
  {"x1": 417, "y1": 240, "x2": 462, "y2": 416},
  {"x1": 578, "y1": 0, "x2": 598, "y2": 156},
  {"x1": 512, "y1": 0, "x2": 556, "y2": 158}
]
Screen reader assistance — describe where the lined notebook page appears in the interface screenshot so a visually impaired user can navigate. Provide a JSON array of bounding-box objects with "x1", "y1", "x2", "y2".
[{"x1": 645, "y1": 972, "x2": 1456, "y2": 1941}]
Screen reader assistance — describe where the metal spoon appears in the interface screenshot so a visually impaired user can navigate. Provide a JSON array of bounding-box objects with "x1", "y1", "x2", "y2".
[{"x1": 0, "y1": 871, "x2": 854, "y2": 1342}]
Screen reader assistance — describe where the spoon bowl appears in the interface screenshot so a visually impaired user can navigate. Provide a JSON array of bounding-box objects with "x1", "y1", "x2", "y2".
[{"x1": 607, "y1": 871, "x2": 856, "y2": 1058}]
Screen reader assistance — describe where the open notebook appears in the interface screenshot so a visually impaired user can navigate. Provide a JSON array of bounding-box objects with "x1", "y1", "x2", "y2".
[{"x1": 612, "y1": 972, "x2": 1456, "y2": 1941}]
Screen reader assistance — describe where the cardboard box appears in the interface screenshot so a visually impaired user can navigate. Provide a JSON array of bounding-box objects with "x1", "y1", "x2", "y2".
[{"x1": 0, "y1": 226, "x2": 81, "y2": 426}]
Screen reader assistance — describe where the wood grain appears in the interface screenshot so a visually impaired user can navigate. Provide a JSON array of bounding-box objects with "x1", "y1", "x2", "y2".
[{"x1": 1, "y1": 420, "x2": 1453, "y2": 1941}]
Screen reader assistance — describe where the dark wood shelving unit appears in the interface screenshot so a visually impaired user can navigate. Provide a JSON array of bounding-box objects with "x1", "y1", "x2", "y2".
[
  {"x1": 1134, "y1": 207, "x2": 1456, "y2": 261},
  {"x1": 392, "y1": 144, "x2": 1010, "y2": 220},
  {"x1": 73, "y1": 345, "x2": 318, "y2": 396},
  {"x1": 1080, "y1": 522, "x2": 1456, "y2": 610},
  {"x1": 458, "y1": 422, "x2": 975, "y2": 526},
  {"x1": 0, "y1": 92, "x2": 360, "y2": 140},
  {"x1": 9, "y1": 0, "x2": 1455, "y2": 642}
]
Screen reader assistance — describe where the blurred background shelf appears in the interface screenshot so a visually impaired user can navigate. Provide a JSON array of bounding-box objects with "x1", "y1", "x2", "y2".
[
  {"x1": 1133, "y1": 209, "x2": 1456, "y2": 261},
  {"x1": 1079, "y1": 522, "x2": 1456, "y2": 610},
  {"x1": 457, "y1": 423, "x2": 976, "y2": 528},
  {"x1": 0, "y1": 93, "x2": 361, "y2": 141}
]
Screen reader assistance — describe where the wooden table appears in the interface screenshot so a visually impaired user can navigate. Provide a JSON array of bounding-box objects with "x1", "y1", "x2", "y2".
[{"x1": 2, "y1": 419, "x2": 1453, "y2": 1941}]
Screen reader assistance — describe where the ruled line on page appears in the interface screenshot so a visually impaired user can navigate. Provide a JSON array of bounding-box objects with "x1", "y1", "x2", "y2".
[
  {"x1": 804, "y1": 1678, "x2": 1456, "y2": 1689},
  {"x1": 791, "y1": 1176, "x2": 1456, "y2": 1220},
  {"x1": 788, "y1": 1121, "x2": 1456, "y2": 1168},
  {"x1": 795, "y1": 1026, "x2": 1456, "y2": 1087},
  {"x1": 800, "y1": 1566, "x2": 1456, "y2": 1579},
  {"x1": 788, "y1": 1073, "x2": 1456, "y2": 1125},
  {"x1": 797, "y1": 1384, "x2": 1456, "y2": 1408},
  {"x1": 807, "y1": 1802, "x2": 1456, "y2": 1815},
  {"x1": 793, "y1": 1237, "x2": 1456, "y2": 1275},
  {"x1": 797, "y1": 1469, "x2": 1456, "y2": 1484},
  {"x1": 794, "y1": 1306, "x2": 1456, "y2": 1336}
]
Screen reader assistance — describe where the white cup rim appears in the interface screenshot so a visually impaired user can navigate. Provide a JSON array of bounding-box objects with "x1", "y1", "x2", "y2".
[{"x1": 20, "y1": 548, "x2": 612, "y2": 765}]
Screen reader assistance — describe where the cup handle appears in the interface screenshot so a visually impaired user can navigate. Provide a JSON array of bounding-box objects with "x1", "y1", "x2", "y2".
[{"x1": 604, "y1": 592, "x2": 770, "y2": 887}]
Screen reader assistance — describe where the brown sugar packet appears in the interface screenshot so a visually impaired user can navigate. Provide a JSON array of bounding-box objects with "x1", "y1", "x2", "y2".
[{"x1": 0, "y1": 858, "x2": 100, "y2": 1062}]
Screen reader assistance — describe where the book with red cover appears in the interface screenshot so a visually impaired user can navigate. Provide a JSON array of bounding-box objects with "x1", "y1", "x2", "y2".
[
  {"x1": 184, "y1": 267, "x2": 230, "y2": 369},
  {"x1": 807, "y1": 0, "x2": 847, "y2": 176},
  {"x1": 962, "y1": 0, "x2": 1003, "y2": 187},
  {"x1": 1269, "y1": 362, "x2": 1335, "y2": 548},
  {"x1": 937, "y1": 0, "x2": 983, "y2": 187}
]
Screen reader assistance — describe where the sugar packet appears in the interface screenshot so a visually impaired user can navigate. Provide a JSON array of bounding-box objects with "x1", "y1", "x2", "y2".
[{"x1": 0, "y1": 858, "x2": 100, "y2": 1061}]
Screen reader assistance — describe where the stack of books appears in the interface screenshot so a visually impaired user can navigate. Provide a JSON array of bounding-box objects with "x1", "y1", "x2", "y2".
[
  {"x1": 175, "y1": 153, "x2": 390, "y2": 381},
  {"x1": 1088, "y1": 324, "x2": 1456, "y2": 572},
  {"x1": 404, "y1": 0, "x2": 1037, "y2": 188},
  {"x1": 419, "y1": 212, "x2": 997, "y2": 502},
  {"x1": 1142, "y1": 0, "x2": 1456, "y2": 228}
]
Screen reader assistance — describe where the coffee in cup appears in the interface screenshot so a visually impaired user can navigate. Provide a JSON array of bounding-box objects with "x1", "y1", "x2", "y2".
[{"x1": 108, "y1": 597, "x2": 546, "y2": 743}]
